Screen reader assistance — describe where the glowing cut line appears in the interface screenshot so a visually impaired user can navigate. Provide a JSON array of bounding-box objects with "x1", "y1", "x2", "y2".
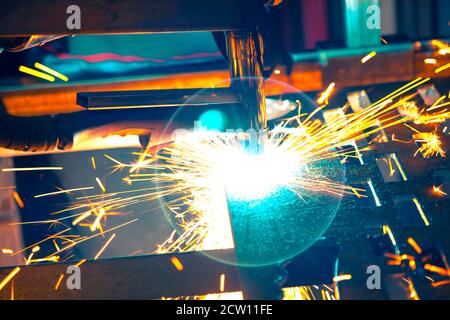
[
  {"x1": 19, "y1": 66, "x2": 55, "y2": 82},
  {"x1": 34, "y1": 63, "x2": 69, "y2": 81},
  {"x1": 12, "y1": 191, "x2": 24, "y2": 208},
  {"x1": 367, "y1": 179, "x2": 381, "y2": 207},
  {"x1": 2, "y1": 167, "x2": 63, "y2": 172},
  {"x1": 220, "y1": 274, "x2": 226, "y2": 292},
  {"x1": 412, "y1": 197, "x2": 430, "y2": 227},
  {"x1": 34, "y1": 186, "x2": 95, "y2": 198}
]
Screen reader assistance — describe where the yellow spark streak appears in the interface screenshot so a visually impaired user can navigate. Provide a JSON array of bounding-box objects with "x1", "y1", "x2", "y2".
[
  {"x1": 333, "y1": 274, "x2": 352, "y2": 283},
  {"x1": 317, "y1": 82, "x2": 335, "y2": 105},
  {"x1": 19, "y1": 65, "x2": 55, "y2": 82},
  {"x1": 53, "y1": 239, "x2": 60, "y2": 251},
  {"x1": 72, "y1": 210, "x2": 92, "y2": 226},
  {"x1": 432, "y1": 185, "x2": 447, "y2": 197},
  {"x1": 32, "y1": 246, "x2": 40, "y2": 253},
  {"x1": 29, "y1": 256, "x2": 60, "y2": 263},
  {"x1": 75, "y1": 259, "x2": 87, "y2": 267},
  {"x1": 2, "y1": 167, "x2": 63, "y2": 172},
  {"x1": 95, "y1": 177, "x2": 107, "y2": 192},
  {"x1": 407, "y1": 237, "x2": 422, "y2": 255},
  {"x1": 170, "y1": 257, "x2": 184, "y2": 271},
  {"x1": 435, "y1": 63, "x2": 450, "y2": 73},
  {"x1": 1, "y1": 249, "x2": 13, "y2": 254},
  {"x1": 94, "y1": 233, "x2": 116, "y2": 260},
  {"x1": 361, "y1": 51, "x2": 376, "y2": 63},
  {"x1": 54, "y1": 274, "x2": 64, "y2": 290},
  {"x1": 34, "y1": 186, "x2": 95, "y2": 198},
  {"x1": 91, "y1": 157, "x2": 97, "y2": 170},
  {"x1": 34, "y1": 62, "x2": 69, "y2": 81},
  {"x1": 90, "y1": 208, "x2": 106, "y2": 232},
  {"x1": 412, "y1": 197, "x2": 430, "y2": 227},
  {"x1": 391, "y1": 154, "x2": 408, "y2": 181},
  {"x1": 0, "y1": 267, "x2": 20, "y2": 291},
  {"x1": 12, "y1": 191, "x2": 24, "y2": 208},
  {"x1": 427, "y1": 95, "x2": 446, "y2": 111},
  {"x1": 383, "y1": 225, "x2": 397, "y2": 248},
  {"x1": 220, "y1": 274, "x2": 225, "y2": 292},
  {"x1": 10, "y1": 281, "x2": 14, "y2": 300}
]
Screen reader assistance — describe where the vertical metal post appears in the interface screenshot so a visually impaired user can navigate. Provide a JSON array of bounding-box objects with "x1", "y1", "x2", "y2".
[
  {"x1": 226, "y1": 32, "x2": 267, "y2": 136},
  {"x1": 225, "y1": 33, "x2": 282, "y2": 300}
]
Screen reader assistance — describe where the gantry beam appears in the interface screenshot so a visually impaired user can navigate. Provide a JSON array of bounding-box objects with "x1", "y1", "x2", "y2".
[{"x1": 0, "y1": 0, "x2": 254, "y2": 37}]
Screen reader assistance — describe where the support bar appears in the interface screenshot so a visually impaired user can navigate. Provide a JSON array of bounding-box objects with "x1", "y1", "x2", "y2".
[{"x1": 0, "y1": 0, "x2": 254, "y2": 37}]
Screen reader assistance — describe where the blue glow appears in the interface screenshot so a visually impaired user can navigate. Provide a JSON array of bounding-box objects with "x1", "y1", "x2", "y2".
[{"x1": 198, "y1": 110, "x2": 226, "y2": 131}]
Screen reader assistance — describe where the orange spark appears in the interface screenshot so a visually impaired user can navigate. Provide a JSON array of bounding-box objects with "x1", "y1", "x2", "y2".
[
  {"x1": 94, "y1": 233, "x2": 116, "y2": 260},
  {"x1": 424, "y1": 264, "x2": 450, "y2": 277},
  {"x1": 170, "y1": 257, "x2": 184, "y2": 271},
  {"x1": 0, "y1": 267, "x2": 21, "y2": 291},
  {"x1": 407, "y1": 237, "x2": 422, "y2": 254},
  {"x1": 432, "y1": 185, "x2": 447, "y2": 197},
  {"x1": 54, "y1": 274, "x2": 64, "y2": 290},
  {"x1": 12, "y1": 191, "x2": 24, "y2": 208}
]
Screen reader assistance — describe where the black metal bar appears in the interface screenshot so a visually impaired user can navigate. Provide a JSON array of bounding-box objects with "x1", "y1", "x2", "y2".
[
  {"x1": 77, "y1": 88, "x2": 243, "y2": 109},
  {"x1": 0, "y1": 245, "x2": 339, "y2": 299},
  {"x1": 0, "y1": 250, "x2": 241, "y2": 300},
  {"x1": 0, "y1": 0, "x2": 254, "y2": 37}
]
